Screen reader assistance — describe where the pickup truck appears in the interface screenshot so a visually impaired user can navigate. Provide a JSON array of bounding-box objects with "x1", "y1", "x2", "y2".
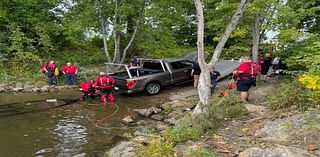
[{"x1": 107, "y1": 58, "x2": 194, "y2": 95}]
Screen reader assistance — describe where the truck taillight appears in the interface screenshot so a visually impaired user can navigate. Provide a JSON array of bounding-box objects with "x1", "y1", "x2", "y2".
[{"x1": 126, "y1": 80, "x2": 137, "y2": 89}]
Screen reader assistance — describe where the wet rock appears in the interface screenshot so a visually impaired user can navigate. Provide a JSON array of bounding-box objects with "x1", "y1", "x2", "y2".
[
  {"x1": 23, "y1": 85, "x2": 34, "y2": 93},
  {"x1": 0, "y1": 87, "x2": 5, "y2": 93},
  {"x1": 136, "y1": 120, "x2": 148, "y2": 126},
  {"x1": 133, "y1": 109, "x2": 153, "y2": 117},
  {"x1": 239, "y1": 146, "x2": 311, "y2": 157},
  {"x1": 72, "y1": 153, "x2": 86, "y2": 157},
  {"x1": 122, "y1": 115, "x2": 134, "y2": 124},
  {"x1": 32, "y1": 87, "x2": 41, "y2": 92},
  {"x1": 40, "y1": 87, "x2": 49, "y2": 92},
  {"x1": 133, "y1": 107, "x2": 162, "y2": 117},
  {"x1": 15, "y1": 82, "x2": 23, "y2": 88},
  {"x1": 150, "y1": 114, "x2": 165, "y2": 121},
  {"x1": 106, "y1": 141, "x2": 136, "y2": 157},
  {"x1": 57, "y1": 86, "x2": 67, "y2": 90},
  {"x1": 164, "y1": 118, "x2": 177, "y2": 125},
  {"x1": 13, "y1": 87, "x2": 24, "y2": 92},
  {"x1": 155, "y1": 123, "x2": 168, "y2": 132}
]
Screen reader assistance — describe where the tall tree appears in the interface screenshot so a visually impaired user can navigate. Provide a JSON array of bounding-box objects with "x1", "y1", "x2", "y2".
[{"x1": 193, "y1": 0, "x2": 249, "y2": 114}]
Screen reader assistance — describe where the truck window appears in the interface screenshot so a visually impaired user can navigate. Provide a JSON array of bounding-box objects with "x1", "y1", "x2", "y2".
[
  {"x1": 143, "y1": 61, "x2": 164, "y2": 70},
  {"x1": 170, "y1": 61, "x2": 193, "y2": 70}
]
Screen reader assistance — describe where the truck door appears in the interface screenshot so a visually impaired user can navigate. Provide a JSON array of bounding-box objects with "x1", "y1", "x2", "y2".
[{"x1": 170, "y1": 60, "x2": 194, "y2": 83}]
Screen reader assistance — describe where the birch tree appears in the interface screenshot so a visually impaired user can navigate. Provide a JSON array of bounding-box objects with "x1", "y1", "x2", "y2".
[{"x1": 193, "y1": 0, "x2": 249, "y2": 115}]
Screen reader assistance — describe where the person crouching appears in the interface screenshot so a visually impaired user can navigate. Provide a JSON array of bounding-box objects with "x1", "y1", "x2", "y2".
[
  {"x1": 79, "y1": 80, "x2": 95, "y2": 100},
  {"x1": 95, "y1": 72, "x2": 115, "y2": 103}
]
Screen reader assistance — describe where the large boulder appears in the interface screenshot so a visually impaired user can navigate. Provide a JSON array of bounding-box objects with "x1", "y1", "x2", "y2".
[
  {"x1": 0, "y1": 87, "x2": 5, "y2": 93},
  {"x1": 239, "y1": 147, "x2": 311, "y2": 157},
  {"x1": 106, "y1": 141, "x2": 136, "y2": 157}
]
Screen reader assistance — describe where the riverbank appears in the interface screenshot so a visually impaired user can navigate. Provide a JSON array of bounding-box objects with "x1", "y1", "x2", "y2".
[{"x1": 106, "y1": 77, "x2": 320, "y2": 157}]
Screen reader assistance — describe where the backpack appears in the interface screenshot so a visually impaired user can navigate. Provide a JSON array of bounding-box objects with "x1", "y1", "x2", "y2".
[{"x1": 248, "y1": 62, "x2": 260, "y2": 78}]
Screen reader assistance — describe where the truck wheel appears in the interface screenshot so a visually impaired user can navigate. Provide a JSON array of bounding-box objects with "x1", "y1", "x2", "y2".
[{"x1": 145, "y1": 82, "x2": 161, "y2": 95}]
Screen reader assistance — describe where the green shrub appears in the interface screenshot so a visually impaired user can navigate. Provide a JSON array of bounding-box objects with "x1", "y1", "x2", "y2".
[
  {"x1": 137, "y1": 134, "x2": 175, "y2": 157},
  {"x1": 166, "y1": 121, "x2": 203, "y2": 143},
  {"x1": 267, "y1": 79, "x2": 311, "y2": 110}
]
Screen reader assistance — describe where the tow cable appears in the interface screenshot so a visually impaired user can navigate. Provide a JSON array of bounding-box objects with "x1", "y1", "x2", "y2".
[{"x1": 94, "y1": 103, "x2": 120, "y2": 128}]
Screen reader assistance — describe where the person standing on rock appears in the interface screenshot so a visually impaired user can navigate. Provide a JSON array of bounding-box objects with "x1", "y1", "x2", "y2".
[
  {"x1": 62, "y1": 62, "x2": 78, "y2": 85},
  {"x1": 43, "y1": 60, "x2": 58, "y2": 86},
  {"x1": 210, "y1": 67, "x2": 221, "y2": 95},
  {"x1": 235, "y1": 56, "x2": 256, "y2": 103},
  {"x1": 191, "y1": 62, "x2": 201, "y2": 88}
]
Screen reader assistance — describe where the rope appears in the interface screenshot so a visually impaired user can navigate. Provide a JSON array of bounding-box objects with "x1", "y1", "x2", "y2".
[{"x1": 94, "y1": 103, "x2": 120, "y2": 128}]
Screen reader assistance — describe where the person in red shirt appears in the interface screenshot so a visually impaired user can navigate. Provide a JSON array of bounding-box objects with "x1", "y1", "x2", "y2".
[
  {"x1": 43, "y1": 60, "x2": 58, "y2": 86},
  {"x1": 79, "y1": 80, "x2": 95, "y2": 100},
  {"x1": 235, "y1": 56, "x2": 256, "y2": 103},
  {"x1": 62, "y1": 62, "x2": 78, "y2": 85},
  {"x1": 95, "y1": 72, "x2": 115, "y2": 103}
]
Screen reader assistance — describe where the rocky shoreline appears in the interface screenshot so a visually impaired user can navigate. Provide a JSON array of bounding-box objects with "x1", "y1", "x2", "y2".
[{"x1": 0, "y1": 82, "x2": 79, "y2": 93}]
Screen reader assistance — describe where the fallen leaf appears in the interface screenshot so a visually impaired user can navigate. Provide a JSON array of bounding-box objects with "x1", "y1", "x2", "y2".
[
  {"x1": 241, "y1": 127, "x2": 250, "y2": 132},
  {"x1": 307, "y1": 144, "x2": 318, "y2": 151}
]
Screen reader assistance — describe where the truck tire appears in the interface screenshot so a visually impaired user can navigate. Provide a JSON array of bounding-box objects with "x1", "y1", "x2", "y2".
[{"x1": 145, "y1": 82, "x2": 161, "y2": 95}]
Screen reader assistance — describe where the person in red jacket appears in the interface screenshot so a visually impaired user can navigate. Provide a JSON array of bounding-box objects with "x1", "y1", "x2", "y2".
[
  {"x1": 62, "y1": 62, "x2": 78, "y2": 85},
  {"x1": 95, "y1": 72, "x2": 115, "y2": 103},
  {"x1": 235, "y1": 56, "x2": 257, "y2": 103},
  {"x1": 43, "y1": 60, "x2": 58, "y2": 86},
  {"x1": 79, "y1": 80, "x2": 95, "y2": 100}
]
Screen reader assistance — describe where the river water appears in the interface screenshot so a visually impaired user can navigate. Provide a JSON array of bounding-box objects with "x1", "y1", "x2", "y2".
[{"x1": 0, "y1": 89, "x2": 171, "y2": 157}]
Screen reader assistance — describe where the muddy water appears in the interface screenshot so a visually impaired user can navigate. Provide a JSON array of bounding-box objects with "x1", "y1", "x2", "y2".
[{"x1": 0, "y1": 89, "x2": 173, "y2": 157}]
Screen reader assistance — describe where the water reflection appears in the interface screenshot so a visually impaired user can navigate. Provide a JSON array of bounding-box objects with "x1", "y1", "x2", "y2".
[{"x1": 53, "y1": 116, "x2": 88, "y2": 156}]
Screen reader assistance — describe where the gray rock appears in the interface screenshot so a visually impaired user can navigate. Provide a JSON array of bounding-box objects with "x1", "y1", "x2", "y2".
[
  {"x1": 32, "y1": 87, "x2": 41, "y2": 92},
  {"x1": 57, "y1": 86, "x2": 67, "y2": 90},
  {"x1": 72, "y1": 153, "x2": 86, "y2": 157},
  {"x1": 155, "y1": 123, "x2": 168, "y2": 132},
  {"x1": 164, "y1": 118, "x2": 177, "y2": 125},
  {"x1": 0, "y1": 87, "x2": 5, "y2": 93},
  {"x1": 122, "y1": 115, "x2": 134, "y2": 124},
  {"x1": 15, "y1": 82, "x2": 23, "y2": 88},
  {"x1": 239, "y1": 147, "x2": 311, "y2": 157},
  {"x1": 107, "y1": 141, "x2": 136, "y2": 157},
  {"x1": 255, "y1": 111, "x2": 320, "y2": 144},
  {"x1": 24, "y1": 84, "x2": 34, "y2": 89},
  {"x1": 0, "y1": 83, "x2": 6, "y2": 88},
  {"x1": 151, "y1": 114, "x2": 165, "y2": 121},
  {"x1": 150, "y1": 107, "x2": 162, "y2": 114},
  {"x1": 134, "y1": 107, "x2": 162, "y2": 117},
  {"x1": 23, "y1": 87, "x2": 33, "y2": 93},
  {"x1": 13, "y1": 87, "x2": 24, "y2": 92},
  {"x1": 136, "y1": 120, "x2": 148, "y2": 126},
  {"x1": 40, "y1": 87, "x2": 49, "y2": 92},
  {"x1": 49, "y1": 88, "x2": 57, "y2": 92}
]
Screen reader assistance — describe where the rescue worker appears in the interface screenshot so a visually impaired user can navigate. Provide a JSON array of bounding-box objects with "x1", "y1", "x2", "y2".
[
  {"x1": 95, "y1": 72, "x2": 115, "y2": 103},
  {"x1": 79, "y1": 80, "x2": 95, "y2": 100},
  {"x1": 62, "y1": 62, "x2": 78, "y2": 85},
  {"x1": 234, "y1": 56, "x2": 257, "y2": 103},
  {"x1": 130, "y1": 56, "x2": 140, "y2": 67},
  {"x1": 43, "y1": 60, "x2": 58, "y2": 86},
  {"x1": 191, "y1": 62, "x2": 201, "y2": 88},
  {"x1": 210, "y1": 67, "x2": 221, "y2": 95},
  {"x1": 261, "y1": 53, "x2": 272, "y2": 82}
]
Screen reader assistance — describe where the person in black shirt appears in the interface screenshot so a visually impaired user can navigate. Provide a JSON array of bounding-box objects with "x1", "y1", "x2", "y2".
[
  {"x1": 210, "y1": 67, "x2": 221, "y2": 95},
  {"x1": 191, "y1": 62, "x2": 201, "y2": 88},
  {"x1": 261, "y1": 53, "x2": 272, "y2": 82}
]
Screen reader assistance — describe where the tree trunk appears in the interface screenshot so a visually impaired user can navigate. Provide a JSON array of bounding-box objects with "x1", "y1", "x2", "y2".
[
  {"x1": 113, "y1": 0, "x2": 121, "y2": 63},
  {"x1": 193, "y1": 0, "x2": 249, "y2": 115},
  {"x1": 96, "y1": 0, "x2": 111, "y2": 62},
  {"x1": 252, "y1": 15, "x2": 260, "y2": 63},
  {"x1": 209, "y1": 0, "x2": 249, "y2": 67}
]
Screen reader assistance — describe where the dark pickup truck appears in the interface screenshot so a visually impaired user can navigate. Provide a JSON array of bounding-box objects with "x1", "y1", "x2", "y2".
[{"x1": 107, "y1": 58, "x2": 194, "y2": 95}]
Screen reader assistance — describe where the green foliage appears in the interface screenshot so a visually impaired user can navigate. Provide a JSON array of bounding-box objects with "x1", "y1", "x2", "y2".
[
  {"x1": 266, "y1": 79, "x2": 316, "y2": 111},
  {"x1": 137, "y1": 134, "x2": 175, "y2": 157},
  {"x1": 166, "y1": 122, "x2": 203, "y2": 143}
]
